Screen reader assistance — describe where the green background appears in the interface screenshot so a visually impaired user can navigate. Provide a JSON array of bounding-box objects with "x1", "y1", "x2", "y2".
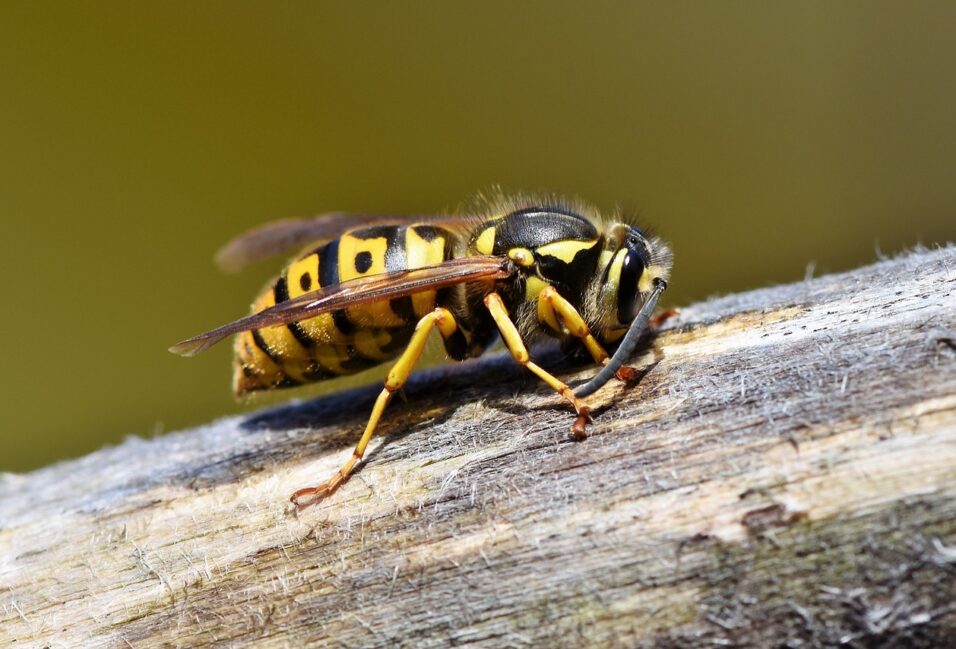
[{"x1": 2, "y1": 2, "x2": 954, "y2": 472}]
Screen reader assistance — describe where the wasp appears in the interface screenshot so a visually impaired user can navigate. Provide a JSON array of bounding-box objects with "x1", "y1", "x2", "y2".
[{"x1": 170, "y1": 194, "x2": 672, "y2": 506}]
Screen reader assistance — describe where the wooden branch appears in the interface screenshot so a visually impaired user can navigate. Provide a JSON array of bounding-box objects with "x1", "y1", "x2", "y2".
[{"x1": 3, "y1": 246, "x2": 956, "y2": 648}]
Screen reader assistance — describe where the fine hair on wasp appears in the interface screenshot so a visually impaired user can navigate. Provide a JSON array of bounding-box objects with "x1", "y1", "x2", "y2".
[{"x1": 170, "y1": 193, "x2": 673, "y2": 506}]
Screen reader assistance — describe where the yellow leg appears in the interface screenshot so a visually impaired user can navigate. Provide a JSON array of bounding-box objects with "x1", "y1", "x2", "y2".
[
  {"x1": 538, "y1": 285, "x2": 639, "y2": 382},
  {"x1": 539, "y1": 286, "x2": 610, "y2": 364},
  {"x1": 483, "y1": 292, "x2": 593, "y2": 437},
  {"x1": 291, "y1": 307, "x2": 460, "y2": 506}
]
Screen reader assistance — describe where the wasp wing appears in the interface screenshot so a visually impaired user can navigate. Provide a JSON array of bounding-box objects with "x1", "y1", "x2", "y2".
[
  {"x1": 215, "y1": 213, "x2": 474, "y2": 273},
  {"x1": 170, "y1": 256, "x2": 511, "y2": 356}
]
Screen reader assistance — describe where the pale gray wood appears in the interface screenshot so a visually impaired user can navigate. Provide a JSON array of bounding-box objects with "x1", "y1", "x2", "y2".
[{"x1": 2, "y1": 246, "x2": 955, "y2": 648}]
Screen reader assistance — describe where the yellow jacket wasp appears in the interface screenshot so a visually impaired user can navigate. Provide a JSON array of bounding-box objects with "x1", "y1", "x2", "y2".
[{"x1": 171, "y1": 194, "x2": 672, "y2": 506}]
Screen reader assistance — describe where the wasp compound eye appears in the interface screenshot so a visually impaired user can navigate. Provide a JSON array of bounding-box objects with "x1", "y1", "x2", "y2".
[{"x1": 616, "y1": 250, "x2": 646, "y2": 324}]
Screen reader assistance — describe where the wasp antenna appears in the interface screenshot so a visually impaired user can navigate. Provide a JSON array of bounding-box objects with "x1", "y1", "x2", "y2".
[{"x1": 574, "y1": 278, "x2": 667, "y2": 398}]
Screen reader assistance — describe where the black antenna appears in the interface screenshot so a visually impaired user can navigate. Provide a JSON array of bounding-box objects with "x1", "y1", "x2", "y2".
[{"x1": 574, "y1": 277, "x2": 667, "y2": 397}]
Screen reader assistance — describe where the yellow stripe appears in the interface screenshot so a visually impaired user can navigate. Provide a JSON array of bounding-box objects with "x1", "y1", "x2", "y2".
[
  {"x1": 339, "y1": 233, "x2": 405, "y2": 327},
  {"x1": 233, "y1": 330, "x2": 285, "y2": 394},
  {"x1": 338, "y1": 233, "x2": 389, "y2": 280},
  {"x1": 314, "y1": 342, "x2": 349, "y2": 375},
  {"x1": 288, "y1": 254, "x2": 349, "y2": 343},
  {"x1": 406, "y1": 226, "x2": 446, "y2": 317},
  {"x1": 282, "y1": 251, "x2": 347, "y2": 346},
  {"x1": 250, "y1": 290, "x2": 310, "y2": 381},
  {"x1": 286, "y1": 254, "x2": 319, "y2": 299},
  {"x1": 597, "y1": 249, "x2": 614, "y2": 272},
  {"x1": 606, "y1": 250, "x2": 627, "y2": 290},
  {"x1": 474, "y1": 227, "x2": 496, "y2": 255},
  {"x1": 603, "y1": 249, "x2": 629, "y2": 337},
  {"x1": 353, "y1": 329, "x2": 397, "y2": 361},
  {"x1": 536, "y1": 239, "x2": 597, "y2": 263}
]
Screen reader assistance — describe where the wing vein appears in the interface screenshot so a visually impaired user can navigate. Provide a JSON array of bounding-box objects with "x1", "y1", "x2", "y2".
[{"x1": 170, "y1": 257, "x2": 510, "y2": 356}]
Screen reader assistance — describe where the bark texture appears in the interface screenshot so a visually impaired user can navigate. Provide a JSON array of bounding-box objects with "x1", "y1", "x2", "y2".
[{"x1": 2, "y1": 246, "x2": 956, "y2": 648}]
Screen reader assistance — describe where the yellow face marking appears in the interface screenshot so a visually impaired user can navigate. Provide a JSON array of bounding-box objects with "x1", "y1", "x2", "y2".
[
  {"x1": 598, "y1": 249, "x2": 614, "y2": 272},
  {"x1": 474, "y1": 227, "x2": 496, "y2": 255},
  {"x1": 606, "y1": 250, "x2": 627, "y2": 291},
  {"x1": 601, "y1": 249, "x2": 629, "y2": 329},
  {"x1": 508, "y1": 247, "x2": 535, "y2": 267},
  {"x1": 406, "y1": 226, "x2": 447, "y2": 317},
  {"x1": 536, "y1": 239, "x2": 597, "y2": 263},
  {"x1": 639, "y1": 265, "x2": 667, "y2": 294}
]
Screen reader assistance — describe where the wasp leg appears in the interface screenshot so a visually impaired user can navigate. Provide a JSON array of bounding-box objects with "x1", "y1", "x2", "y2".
[
  {"x1": 483, "y1": 292, "x2": 592, "y2": 438},
  {"x1": 538, "y1": 286, "x2": 639, "y2": 383},
  {"x1": 291, "y1": 307, "x2": 460, "y2": 507}
]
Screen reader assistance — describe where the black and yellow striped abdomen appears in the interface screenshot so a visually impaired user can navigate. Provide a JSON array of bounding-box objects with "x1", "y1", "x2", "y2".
[{"x1": 234, "y1": 224, "x2": 455, "y2": 395}]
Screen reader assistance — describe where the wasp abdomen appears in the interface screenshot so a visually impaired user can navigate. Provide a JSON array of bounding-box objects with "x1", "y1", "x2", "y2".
[{"x1": 234, "y1": 224, "x2": 455, "y2": 395}]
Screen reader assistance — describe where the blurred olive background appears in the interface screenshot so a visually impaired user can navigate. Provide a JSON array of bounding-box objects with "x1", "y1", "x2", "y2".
[{"x1": 2, "y1": 2, "x2": 954, "y2": 472}]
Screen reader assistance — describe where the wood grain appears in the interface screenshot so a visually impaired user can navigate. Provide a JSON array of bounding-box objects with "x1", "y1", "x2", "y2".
[{"x1": 2, "y1": 246, "x2": 955, "y2": 648}]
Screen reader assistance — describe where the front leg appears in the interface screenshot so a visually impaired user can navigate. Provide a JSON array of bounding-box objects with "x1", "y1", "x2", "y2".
[
  {"x1": 538, "y1": 285, "x2": 639, "y2": 382},
  {"x1": 483, "y1": 292, "x2": 592, "y2": 437}
]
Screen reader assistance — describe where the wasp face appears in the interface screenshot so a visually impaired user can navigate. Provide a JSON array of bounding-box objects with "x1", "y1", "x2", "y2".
[{"x1": 596, "y1": 224, "x2": 672, "y2": 340}]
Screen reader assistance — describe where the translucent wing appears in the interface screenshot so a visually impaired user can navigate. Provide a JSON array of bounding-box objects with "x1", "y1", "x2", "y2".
[
  {"x1": 215, "y1": 212, "x2": 473, "y2": 272},
  {"x1": 170, "y1": 256, "x2": 511, "y2": 356}
]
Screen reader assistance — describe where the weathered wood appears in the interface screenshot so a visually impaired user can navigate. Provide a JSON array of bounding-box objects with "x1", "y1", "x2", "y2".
[{"x1": 2, "y1": 246, "x2": 955, "y2": 648}]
